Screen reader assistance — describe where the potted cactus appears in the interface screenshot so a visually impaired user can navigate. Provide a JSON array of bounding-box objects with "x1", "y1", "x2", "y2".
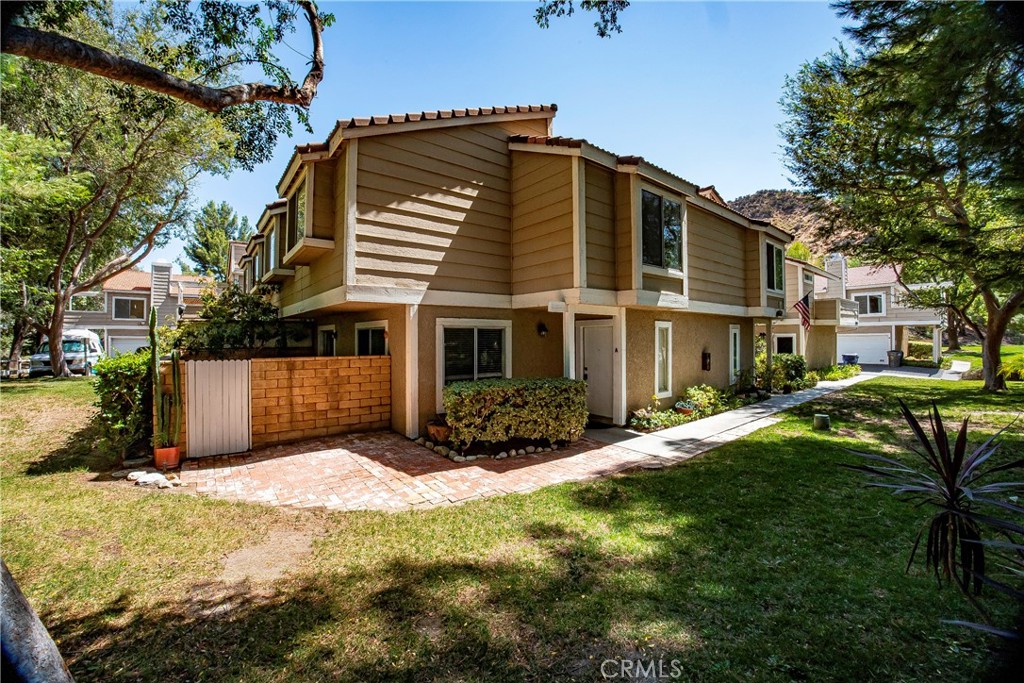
[{"x1": 150, "y1": 309, "x2": 182, "y2": 469}]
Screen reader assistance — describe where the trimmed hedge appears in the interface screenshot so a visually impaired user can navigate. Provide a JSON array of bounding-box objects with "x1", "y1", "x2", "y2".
[
  {"x1": 93, "y1": 351, "x2": 152, "y2": 458},
  {"x1": 755, "y1": 352, "x2": 808, "y2": 390},
  {"x1": 443, "y1": 377, "x2": 589, "y2": 448},
  {"x1": 907, "y1": 341, "x2": 933, "y2": 359}
]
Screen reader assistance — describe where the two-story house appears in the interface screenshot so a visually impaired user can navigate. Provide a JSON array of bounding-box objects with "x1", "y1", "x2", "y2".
[
  {"x1": 238, "y1": 105, "x2": 793, "y2": 437},
  {"x1": 758, "y1": 255, "x2": 860, "y2": 368},
  {"x1": 65, "y1": 261, "x2": 209, "y2": 354},
  {"x1": 826, "y1": 260, "x2": 945, "y2": 364}
]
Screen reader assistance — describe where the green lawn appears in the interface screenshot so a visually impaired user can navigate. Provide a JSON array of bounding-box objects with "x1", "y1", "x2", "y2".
[
  {"x1": 2, "y1": 376, "x2": 1022, "y2": 682},
  {"x1": 944, "y1": 343, "x2": 1024, "y2": 371}
]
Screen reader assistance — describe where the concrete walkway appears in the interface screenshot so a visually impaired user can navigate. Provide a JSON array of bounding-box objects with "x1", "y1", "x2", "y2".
[{"x1": 585, "y1": 373, "x2": 873, "y2": 460}]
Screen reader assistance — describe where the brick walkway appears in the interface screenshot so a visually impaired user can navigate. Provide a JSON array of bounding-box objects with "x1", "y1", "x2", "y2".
[{"x1": 179, "y1": 432, "x2": 654, "y2": 512}]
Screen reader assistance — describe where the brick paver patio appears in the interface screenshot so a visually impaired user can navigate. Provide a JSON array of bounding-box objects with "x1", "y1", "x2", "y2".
[{"x1": 179, "y1": 431, "x2": 654, "y2": 511}]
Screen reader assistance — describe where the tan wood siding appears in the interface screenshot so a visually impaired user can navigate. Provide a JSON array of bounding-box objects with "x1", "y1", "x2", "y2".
[
  {"x1": 585, "y1": 163, "x2": 616, "y2": 290},
  {"x1": 642, "y1": 272, "x2": 684, "y2": 295},
  {"x1": 614, "y1": 172, "x2": 635, "y2": 291},
  {"x1": 510, "y1": 152, "x2": 573, "y2": 294},
  {"x1": 279, "y1": 157, "x2": 345, "y2": 309},
  {"x1": 686, "y1": 205, "x2": 746, "y2": 306},
  {"x1": 744, "y1": 231, "x2": 762, "y2": 307},
  {"x1": 311, "y1": 161, "x2": 334, "y2": 240},
  {"x1": 354, "y1": 123, "x2": 529, "y2": 294}
]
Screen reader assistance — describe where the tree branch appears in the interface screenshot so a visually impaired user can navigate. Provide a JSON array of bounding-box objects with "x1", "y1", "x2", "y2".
[{"x1": 1, "y1": 1, "x2": 326, "y2": 113}]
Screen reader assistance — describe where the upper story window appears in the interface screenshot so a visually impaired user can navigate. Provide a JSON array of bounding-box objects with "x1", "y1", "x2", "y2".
[
  {"x1": 802, "y1": 270, "x2": 815, "y2": 294},
  {"x1": 286, "y1": 176, "x2": 307, "y2": 251},
  {"x1": 641, "y1": 189, "x2": 683, "y2": 271},
  {"x1": 253, "y1": 247, "x2": 263, "y2": 282},
  {"x1": 266, "y1": 224, "x2": 277, "y2": 271},
  {"x1": 112, "y1": 297, "x2": 145, "y2": 320},
  {"x1": 765, "y1": 243, "x2": 785, "y2": 293},
  {"x1": 854, "y1": 293, "x2": 884, "y2": 315}
]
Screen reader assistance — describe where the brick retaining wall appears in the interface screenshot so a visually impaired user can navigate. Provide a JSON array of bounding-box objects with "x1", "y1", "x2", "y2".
[{"x1": 250, "y1": 356, "x2": 391, "y2": 448}]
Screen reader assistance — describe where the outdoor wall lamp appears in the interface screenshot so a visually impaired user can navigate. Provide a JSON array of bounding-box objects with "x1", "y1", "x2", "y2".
[
  {"x1": 775, "y1": 309, "x2": 785, "y2": 319},
  {"x1": 536, "y1": 322, "x2": 548, "y2": 338},
  {"x1": 702, "y1": 351, "x2": 712, "y2": 372}
]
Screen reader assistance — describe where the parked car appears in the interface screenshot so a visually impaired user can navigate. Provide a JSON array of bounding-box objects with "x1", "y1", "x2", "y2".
[{"x1": 29, "y1": 329, "x2": 106, "y2": 377}]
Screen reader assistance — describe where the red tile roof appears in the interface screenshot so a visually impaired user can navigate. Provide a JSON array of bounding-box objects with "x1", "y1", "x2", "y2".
[
  {"x1": 101, "y1": 270, "x2": 208, "y2": 292},
  {"x1": 846, "y1": 264, "x2": 901, "y2": 288},
  {"x1": 333, "y1": 104, "x2": 557, "y2": 135},
  {"x1": 698, "y1": 185, "x2": 729, "y2": 208}
]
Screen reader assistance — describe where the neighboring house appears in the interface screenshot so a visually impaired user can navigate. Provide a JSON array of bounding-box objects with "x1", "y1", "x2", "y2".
[
  {"x1": 825, "y1": 260, "x2": 945, "y2": 364},
  {"x1": 65, "y1": 261, "x2": 210, "y2": 354},
  {"x1": 237, "y1": 104, "x2": 794, "y2": 437},
  {"x1": 757, "y1": 255, "x2": 860, "y2": 368}
]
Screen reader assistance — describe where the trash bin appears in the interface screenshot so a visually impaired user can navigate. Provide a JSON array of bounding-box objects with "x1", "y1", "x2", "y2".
[
  {"x1": 841, "y1": 354, "x2": 859, "y2": 365},
  {"x1": 887, "y1": 350, "x2": 903, "y2": 368}
]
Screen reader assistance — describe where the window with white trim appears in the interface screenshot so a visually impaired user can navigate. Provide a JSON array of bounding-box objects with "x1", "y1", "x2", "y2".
[
  {"x1": 654, "y1": 321, "x2": 672, "y2": 398},
  {"x1": 253, "y1": 247, "x2": 262, "y2": 282},
  {"x1": 774, "y1": 334, "x2": 796, "y2": 355},
  {"x1": 287, "y1": 176, "x2": 307, "y2": 251},
  {"x1": 355, "y1": 320, "x2": 389, "y2": 356},
  {"x1": 641, "y1": 190, "x2": 683, "y2": 271},
  {"x1": 729, "y1": 324, "x2": 741, "y2": 384},
  {"x1": 854, "y1": 293, "x2": 884, "y2": 315},
  {"x1": 766, "y1": 242, "x2": 785, "y2": 293},
  {"x1": 112, "y1": 297, "x2": 145, "y2": 320},
  {"x1": 266, "y1": 225, "x2": 277, "y2": 271},
  {"x1": 436, "y1": 318, "x2": 512, "y2": 411},
  {"x1": 802, "y1": 270, "x2": 815, "y2": 294}
]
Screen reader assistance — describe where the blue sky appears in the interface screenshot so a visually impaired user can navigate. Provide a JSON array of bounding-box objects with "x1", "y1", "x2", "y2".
[{"x1": 148, "y1": 1, "x2": 847, "y2": 271}]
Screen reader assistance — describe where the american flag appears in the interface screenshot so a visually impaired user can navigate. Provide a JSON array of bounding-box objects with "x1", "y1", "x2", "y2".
[{"x1": 793, "y1": 292, "x2": 812, "y2": 331}]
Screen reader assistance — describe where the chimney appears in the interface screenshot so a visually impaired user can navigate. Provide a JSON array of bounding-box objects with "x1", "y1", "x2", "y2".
[
  {"x1": 229, "y1": 240, "x2": 247, "y2": 281},
  {"x1": 151, "y1": 260, "x2": 172, "y2": 311},
  {"x1": 824, "y1": 253, "x2": 846, "y2": 299}
]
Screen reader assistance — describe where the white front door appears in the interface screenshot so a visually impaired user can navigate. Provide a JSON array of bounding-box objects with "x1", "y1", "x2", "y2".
[{"x1": 577, "y1": 322, "x2": 614, "y2": 419}]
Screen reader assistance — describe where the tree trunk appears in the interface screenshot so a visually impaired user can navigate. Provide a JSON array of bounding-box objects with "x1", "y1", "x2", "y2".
[
  {"x1": 981, "y1": 325, "x2": 1007, "y2": 391},
  {"x1": 47, "y1": 296, "x2": 71, "y2": 378},
  {"x1": 7, "y1": 318, "x2": 28, "y2": 375},
  {"x1": 945, "y1": 309, "x2": 962, "y2": 351},
  {"x1": 1, "y1": 559, "x2": 75, "y2": 683}
]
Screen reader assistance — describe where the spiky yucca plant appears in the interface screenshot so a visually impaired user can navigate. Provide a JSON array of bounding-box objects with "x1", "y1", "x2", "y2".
[{"x1": 843, "y1": 399, "x2": 1023, "y2": 630}]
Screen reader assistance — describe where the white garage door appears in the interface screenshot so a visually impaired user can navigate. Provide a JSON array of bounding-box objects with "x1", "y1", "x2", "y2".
[
  {"x1": 109, "y1": 337, "x2": 147, "y2": 356},
  {"x1": 837, "y1": 333, "x2": 891, "y2": 364}
]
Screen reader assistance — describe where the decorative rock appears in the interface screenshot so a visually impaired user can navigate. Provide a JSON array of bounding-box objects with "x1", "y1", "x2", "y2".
[
  {"x1": 436, "y1": 445, "x2": 449, "y2": 456},
  {"x1": 453, "y1": 455, "x2": 466, "y2": 463},
  {"x1": 542, "y1": 447, "x2": 551, "y2": 453},
  {"x1": 498, "y1": 451, "x2": 508, "y2": 459},
  {"x1": 517, "y1": 449, "x2": 526, "y2": 456},
  {"x1": 551, "y1": 445, "x2": 559, "y2": 451},
  {"x1": 415, "y1": 437, "x2": 426, "y2": 445},
  {"x1": 525, "y1": 446, "x2": 536, "y2": 454},
  {"x1": 424, "y1": 441, "x2": 434, "y2": 450}
]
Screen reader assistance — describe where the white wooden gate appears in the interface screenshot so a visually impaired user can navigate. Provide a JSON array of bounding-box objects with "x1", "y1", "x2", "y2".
[{"x1": 186, "y1": 360, "x2": 251, "y2": 458}]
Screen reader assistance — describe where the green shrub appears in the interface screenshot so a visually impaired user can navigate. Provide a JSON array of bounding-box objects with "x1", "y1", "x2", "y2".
[
  {"x1": 629, "y1": 408, "x2": 692, "y2": 432},
  {"x1": 93, "y1": 351, "x2": 152, "y2": 458},
  {"x1": 906, "y1": 341, "x2": 933, "y2": 359},
  {"x1": 817, "y1": 363, "x2": 862, "y2": 381},
  {"x1": 755, "y1": 352, "x2": 807, "y2": 390},
  {"x1": 443, "y1": 377, "x2": 589, "y2": 448},
  {"x1": 684, "y1": 384, "x2": 726, "y2": 417},
  {"x1": 1000, "y1": 355, "x2": 1024, "y2": 381},
  {"x1": 803, "y1": 370, "x2": 820, "y2": 388}
]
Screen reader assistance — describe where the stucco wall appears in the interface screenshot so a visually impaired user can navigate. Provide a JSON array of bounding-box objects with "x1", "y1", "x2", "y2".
[
  {"x1": 625, "y1": 310, "x2": 753, "y2": 411},
  {"x1": 415, "y1": 305, "x2": 564, "y2": 432}
]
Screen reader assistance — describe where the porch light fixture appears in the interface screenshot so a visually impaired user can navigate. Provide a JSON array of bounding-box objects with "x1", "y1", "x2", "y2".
[
  {"x1": 536, "y1": 322, "x2": 548, "y2": 338},
  {"x1": 775, "y1": 309, "x2": 785, "y2": 319}
]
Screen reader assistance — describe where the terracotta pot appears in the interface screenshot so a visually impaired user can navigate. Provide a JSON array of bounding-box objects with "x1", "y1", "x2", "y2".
[
  {"x1": 426, "y1": 423, "x2": 451, "y2": 443},
  {"x1": 675, "y1": 407, "x2": 694, "y2": 415},
  {"x1": 154, "y1": 446, "x2": 180, "y2": 470}
]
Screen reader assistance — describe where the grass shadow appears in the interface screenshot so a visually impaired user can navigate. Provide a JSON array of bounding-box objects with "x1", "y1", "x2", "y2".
[{"x1": 23, "y1": 414, "x2": 119, "y2": 476}]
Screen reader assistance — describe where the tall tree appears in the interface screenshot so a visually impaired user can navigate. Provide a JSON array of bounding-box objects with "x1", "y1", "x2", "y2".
[
  {"x1": 781, "y1": 33, "x2": 1024, "y2": 390},
  {"x1": 1, "y1": 8, "x2": 236, "y2": 376},
  {"x1": 0, "y1": 126, "x2": 91, "y2": 370},
  {"x1": 1, "y1": 0, "x2": 334, "y2": 170},
  {"x1": 179, "y1": 201, "x2": 254, "y2": 281}
]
